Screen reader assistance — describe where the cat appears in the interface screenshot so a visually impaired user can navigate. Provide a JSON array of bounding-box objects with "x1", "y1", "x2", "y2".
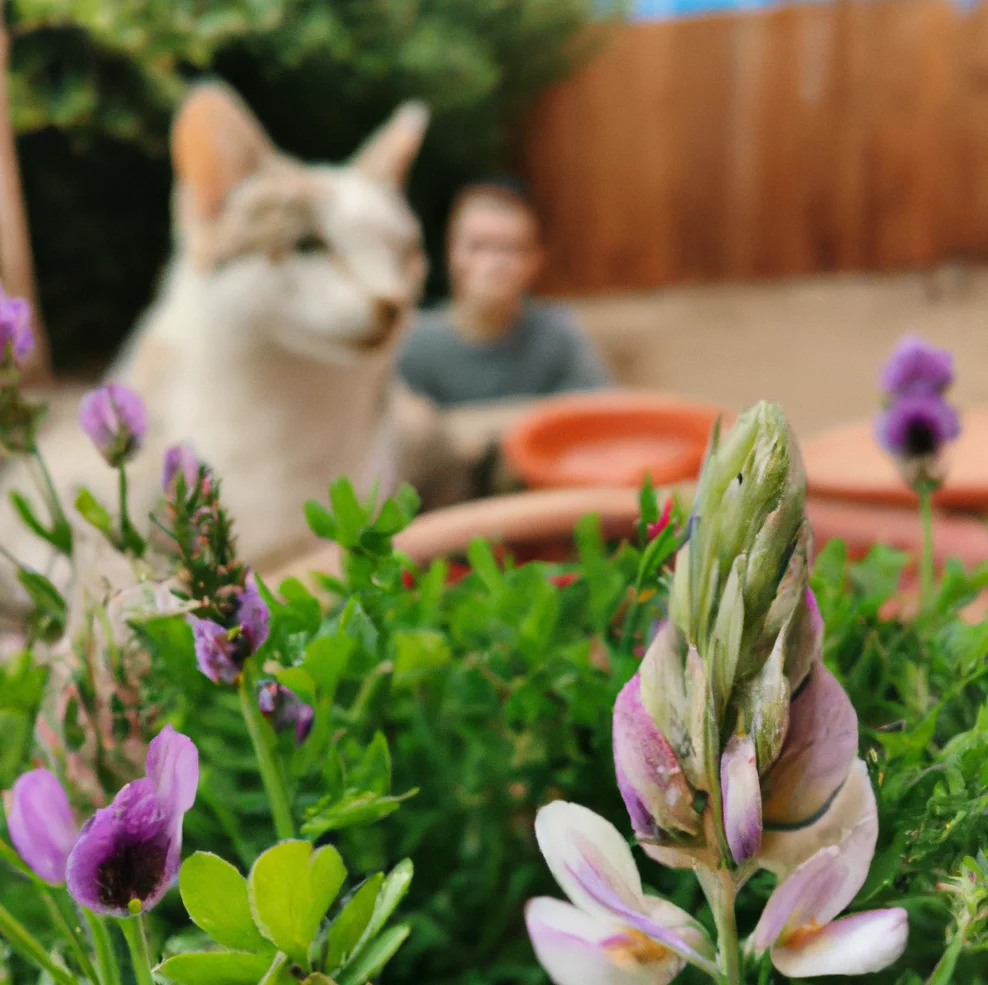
[{"x1": 1, "y1": 82, "x2": 463, "y2": 615}]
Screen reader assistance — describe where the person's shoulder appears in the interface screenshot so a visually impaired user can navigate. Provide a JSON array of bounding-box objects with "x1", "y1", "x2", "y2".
[{"x1": 406, "y1": 305, "x2": 457, "y2": 342}]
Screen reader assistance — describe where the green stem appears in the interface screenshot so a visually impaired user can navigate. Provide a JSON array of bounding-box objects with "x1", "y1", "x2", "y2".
[
  {"x1": 117, "y1": 916, "x2": 154, "y2": 985},
  {"x1": 0, "y1": 900, "x2": 82, "y2": 985},
  {"x1": 83, "y1": 912, "x2": 122, "y2": 985},
  {"x1": 117, "y1": 466, "x2": 145, "y2": 556},
  {"x1": 700, "y1": 867, "x2": 741, "y2": 985},
  {"x1": 41, "y1": 889, "x2": 100, "y2": 984},
  {"x1": 239, "y1": 673, "x2": 296, "y2": 840},
  {"x1": 32, "y1": 448, "x2": 73, "y2": 554},
  {"x1": 919, "y1": 485, "x2": 935, "y2": 612}
]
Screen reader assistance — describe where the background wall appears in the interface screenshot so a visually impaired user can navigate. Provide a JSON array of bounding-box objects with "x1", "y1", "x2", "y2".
[{"x1": 524, "y1": 0, "x2": 988, "y2": 292}]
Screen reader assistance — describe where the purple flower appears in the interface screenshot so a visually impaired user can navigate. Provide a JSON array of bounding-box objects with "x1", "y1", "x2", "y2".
[
  {"x1": 880, "y1": 335, "x2": 953, "y2": 396},
  {"x1": 237, "y1": 580, "x2": 269, "y2": 654},
  {"x1": 66, "y1": 726, "x2": 198, "y2": 916},
  {"x1": 190, "y1": 618, "x2": 241, "y2": 684},
  {"x1": 79, "y1": 384, "x2": 148, "y2": 467},
  {"x1": 188, "y1": 580, "x2": 269, "y2": 685},
  {"x1": 720, "y1": 733, "x2": 762, "y2": 865},
  {"x1": 875, "y1": 392, "x2": 961, "y2": 460},
  {"x1": 0, "y1": 285, "x2": 34, "y2": 367},
  {"x1": 257, "y1": 681, "x2": 315, "y2": 745},
  {"x1": 7, "y1": 770, "x2": 79, "y2": 884},
  {"x1": 162, "y1": 443, "x2": 200, "y2": 492}
]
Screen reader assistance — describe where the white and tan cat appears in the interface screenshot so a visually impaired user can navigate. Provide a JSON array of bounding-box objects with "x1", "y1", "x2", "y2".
[{"x1": 1, "y1": 82, "x2": 461, "y2": 612}]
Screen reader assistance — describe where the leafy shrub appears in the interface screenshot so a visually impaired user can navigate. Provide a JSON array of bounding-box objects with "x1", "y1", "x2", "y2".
[{"x1": 6, "y1": 0, "x2": 622, "y2": 369}]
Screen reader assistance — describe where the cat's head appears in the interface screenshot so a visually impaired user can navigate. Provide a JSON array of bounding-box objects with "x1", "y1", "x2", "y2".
[{"x1": 172, "y1": 83, "x2": 429, "y2": 363}]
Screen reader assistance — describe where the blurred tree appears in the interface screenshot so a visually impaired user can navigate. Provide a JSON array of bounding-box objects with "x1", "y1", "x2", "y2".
[{"x1": 6, "y1": 0, "x2": 623, "y2": 371}]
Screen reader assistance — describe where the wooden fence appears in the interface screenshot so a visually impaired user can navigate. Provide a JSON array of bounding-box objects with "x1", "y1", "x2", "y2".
[{"x1": 522, "y1": 0, "x2": 988, "y2": 292}]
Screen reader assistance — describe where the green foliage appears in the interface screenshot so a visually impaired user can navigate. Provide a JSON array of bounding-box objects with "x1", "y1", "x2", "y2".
[{"x1": 6, "y1": 0, "x2": 623, "y2": 368}]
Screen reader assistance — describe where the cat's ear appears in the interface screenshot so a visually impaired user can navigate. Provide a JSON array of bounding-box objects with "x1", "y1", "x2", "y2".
[
  {"x1": 172, "y1": 83, "x2": 275, "y2": 221},
  {"x1": 351, "y1": 101, "x2": 429, "y2": 187}
]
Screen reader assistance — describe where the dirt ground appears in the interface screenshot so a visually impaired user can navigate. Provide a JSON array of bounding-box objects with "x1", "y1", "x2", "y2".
[{"x1": 570, "y1": 266, "x2": 988, "y2": 439}]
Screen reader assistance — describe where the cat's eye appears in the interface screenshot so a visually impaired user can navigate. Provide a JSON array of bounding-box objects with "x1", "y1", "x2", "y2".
[{"x1": 294, "y1": 232, "x2": 329, "y2": 255}]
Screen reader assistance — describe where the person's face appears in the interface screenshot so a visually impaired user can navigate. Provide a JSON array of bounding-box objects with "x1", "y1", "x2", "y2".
[{"x1": 448, "y1": 200, "x2": 542, "y2": 311}]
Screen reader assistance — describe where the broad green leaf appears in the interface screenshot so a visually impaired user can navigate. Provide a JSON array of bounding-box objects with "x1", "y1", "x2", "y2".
[
  {"x1": 179, "y1": 853, "x2": 270, "y2": 953},
  {"x1": 336, "y1": 924, "x2": 410, "y2": 985},
  {"x1": 304, "y1": 500, "x2": 337, "y2": 540},
  {"x1": 248, "y1": 841, "x2": 346, "y2": 964},
  {"x1": 394, "y1": 483, "x2": 420, "y2": 521},
  {"x1": 155, "y1": 951, "x2": 274, "y2": 985},
  {"x1": 302, "y1": 634, "x2": 352, "y2": 700},
  {"x1": 370, "y1": 498, "x2": 407, "y2": 536},
  {"x1": 329, "y1": 477, "x2": 365, "y2": 548},
  {"x1": 274, "y1": 668, "x2": 316, "y2": 706},
  {"x1": 325, "y1": 874, "x2": 383, "y2": 973},
  {"x1": 0, "y1": 711, "x2": 30, "y2": 787},
  {"x1": 467, "y1": 538, "x2": 501, "y2": 592},
  {"x1": 392, "y1": 630, "x2": 451, "y2": 686}
]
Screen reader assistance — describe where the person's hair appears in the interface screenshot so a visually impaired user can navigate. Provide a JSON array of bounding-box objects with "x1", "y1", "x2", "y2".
[{"x1": 447, "y1": 176, "x2": 541, "y2": 246}]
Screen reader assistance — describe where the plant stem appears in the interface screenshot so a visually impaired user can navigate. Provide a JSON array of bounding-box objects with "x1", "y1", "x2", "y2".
[
  {"x1": 83, "y1": 911, "x2": 121, "y2": 985},
  {"x1": 919, "y1": 485, "x2": 935, "y2": 612},
  {"x1": 117, "y1": 466, "x2": 145, "y2": 556},
  {"x1": 0, "y1": 900, "x2": 82, "y2": 985},
  {"x1": 239, "y1": 672, "x2": 296, "y2": 840},
  {"x1": 117, "y1": 916, "x2": 154, "y2": 985},
  {"x1": 701, "y1": 867, "x2": 742, "y2": 985},
  {"x1": 32, "y1": 448, "x2": 72, "y2": 553},
  {"x1": 41, "y1": 889, "x2": 100, "y2": 984}
]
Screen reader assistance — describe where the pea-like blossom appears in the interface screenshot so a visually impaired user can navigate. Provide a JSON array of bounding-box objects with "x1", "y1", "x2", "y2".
[
  {"x1": 257, "y1": 681, "x2": 315, "y2": 745},
  {"x1": 78, "y1": 384, "x2": 147, "y2": 467},
  {"x1": 875, "y1": 392, "x2": 961, "y2": 461},
  {"x1": 880, "y1": 335, "x2": 953, "y2": 396},
  {"x1": 189, "y1": 580, "x2": 270, "y2": 684},
  {"x1": 7, "y1": 769, "x2": 79, "y2": 884},
  {"x1": 0, "y1": 285, "x2": 33, "y2": 367},
  {"x1": 162, "y1": 443, "x2": 201, "y2": 493},
  {"x1": 66, "y1": 726, "x2": 198, "y2": 916}
]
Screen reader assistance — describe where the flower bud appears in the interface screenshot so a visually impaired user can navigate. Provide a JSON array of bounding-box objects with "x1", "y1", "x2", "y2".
[
  {"x1": 257, "y1": 681, "x2": 315, "y2": 745},
  {"x1": 720, "y1": 733, "x2": 762, "y2": 864},
  {"x1": 613, "y1": 675, "x2": 701, "y2": 840},
  {"x1": 0, "y1": 286, "x2": 34, "y2": 368},
  {"x1": 162, "y1": 443, "x2": 200, "y2": 492},
  {"x1": 78, "y1": 384, "x2": 147, "y2": 467}
]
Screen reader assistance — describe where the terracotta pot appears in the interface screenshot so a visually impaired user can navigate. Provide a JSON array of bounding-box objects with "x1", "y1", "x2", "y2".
[{"x1": 501, "y1": 391, "x2": 725, "y2": 490}]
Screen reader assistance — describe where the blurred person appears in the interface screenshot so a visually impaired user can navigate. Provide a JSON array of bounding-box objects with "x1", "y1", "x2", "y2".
[{"x1": 399, "y1": 178, "x2": 610, "y2": 406}]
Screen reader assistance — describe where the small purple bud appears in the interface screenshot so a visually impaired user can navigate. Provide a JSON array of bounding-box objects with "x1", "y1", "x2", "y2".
[
  {"x1": 66, "y1": 726, "x2": 198, "y2": 916},
  {"x1": 875, "y1": 392, "x2": 961, "y2": 460},
  {"x1": 78, "y1": 384, "x2": 147, "y2": 467},
  {"x1": 880, "y1": 335, "x2": 953, "y2": 396},
  {"x1": 7, "y1": 770, "x2": 79, "y2": 884},
  {"x1": 189, "y1": 618, "x2": 241, "y2": 684},
  {"x1": 162, "y1": 443, "x2": 200, "y2": 493},
  {"x1": 720, "y1": 733, "x2": 762, "y2": 864},
  {"x1": 0, "y1": 286, "x2": 34, "y2": 368},
  {"x1": 237, "y1": 579, "x2": 269, "y2": 655},
  {"x1": 257, "y1": 680, "x2": 315, "y2": 745}
]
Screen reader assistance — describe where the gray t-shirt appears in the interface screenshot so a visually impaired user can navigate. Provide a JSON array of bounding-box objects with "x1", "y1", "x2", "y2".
[{"x1": 398, "y1": 301, "x2": 610, "y2": 406}]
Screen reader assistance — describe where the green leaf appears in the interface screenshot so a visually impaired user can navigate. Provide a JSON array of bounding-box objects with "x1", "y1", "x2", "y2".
[
  {"x1": 304, "y1": 500, "x2": 337, "y2": 541},
  {"x1": 325, "y1": 874, "x2": 384, "y2": 973},
  {"x1": 179, "y1": 852, "x2": 271, "y2": 953},
  {"x1": 274, "y1": 668, "x2": 316, "y2": 706},
  {"x1": 155, "y1": 951, "x2": 275, "y2": 985},
  {"x1": 358, "y1": 859, "x2": 413, "y2": 951},
  {"x1": 370, "y1": 498, "x2": 407, "y2": 536},
  {"x1": 394, "y1": 484, "x2": 420, "y2": 521},
  {"x1": 0, "y1": 711, "x2": 30, "y2": 788},
  {"x1": 336, "y1": 924, "x2": 410, "y2": 985},
  {"x1": 467, "y1": 538, "x2": 501, "y2": 592},
  {"x1": 302, "y1": 634, "x2": 352, "y2": 700},
  {"x1": 248, "y1": 840, "x2": 347, "y2": 965},
  {"x1": 392, "y1": 630, "x2": 451, "y2": 686},
  {"x1": 10, "y1": 491, "x2": 53, "y2": 544},
  {"x1": 353, "y1": 732, "x2": 391, "y2": 796},
  {"x1": 329, "y1": 477, "x2": 366, "y2": 548},
  {"x1": 74, "y1": 488, "x2": 114, "y2": 537},
  {"x1": 301, "y1": 790, "x2": 417, "y2": 839}
]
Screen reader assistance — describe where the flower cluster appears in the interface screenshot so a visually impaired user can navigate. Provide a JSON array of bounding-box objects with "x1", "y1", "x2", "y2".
[
  {"x1": 526, "y1": 402, "x2": 908, "y2": 983},
  {"x1": 7, "y1": 727, "x2": 198, "y2": 916},
  {"x1": 875, "y1": 335, "x2": 960, "y2": 491},
  {"x1": 189, "y1": 579, "x2": 270, "y2": 684},
  {"x1": 257, "y1": 680, "x2": 315, "y2": 745}
]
